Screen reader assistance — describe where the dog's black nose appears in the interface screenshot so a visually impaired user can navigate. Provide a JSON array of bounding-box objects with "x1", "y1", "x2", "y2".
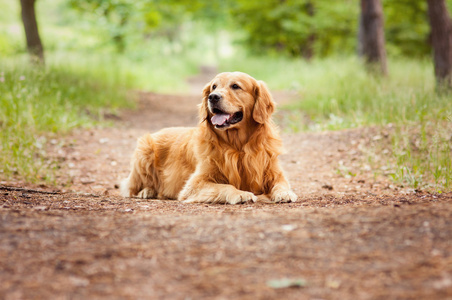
[{"x1": 208, "y1": 93, "x2": 221, "y2": 103}]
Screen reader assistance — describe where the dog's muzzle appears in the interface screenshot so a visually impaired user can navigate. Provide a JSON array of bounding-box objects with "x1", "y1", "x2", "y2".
[{"x1": 208, "y1": 92, "x2": 222, "y2": 104}]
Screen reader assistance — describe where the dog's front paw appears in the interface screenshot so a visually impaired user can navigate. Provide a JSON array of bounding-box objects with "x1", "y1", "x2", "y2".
[
  {"x1": 227, "y1": 191, "x2": 257, "y2": 205},
  {"x1": 136, "y1": 187, "x2": 156, "y2": 199},
  {"x1": 272, "y1": 190, "x2": 298, "y2": 203}
]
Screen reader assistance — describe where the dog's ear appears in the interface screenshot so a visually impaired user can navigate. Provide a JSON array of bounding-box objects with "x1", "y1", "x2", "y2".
[
  {"x1": 198, "y1": 82, "x2": 211, "y2": 123},
  {"x1": 253, "y1": 80, "x2": 275, "y2": 124}
]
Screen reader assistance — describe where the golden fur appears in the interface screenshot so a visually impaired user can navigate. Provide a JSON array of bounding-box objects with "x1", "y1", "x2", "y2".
[{"x1": 121, "y1": 72, "x2": 297, "y2": 204}]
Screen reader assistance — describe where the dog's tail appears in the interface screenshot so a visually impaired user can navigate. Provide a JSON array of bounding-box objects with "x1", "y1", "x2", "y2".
[{"x1": 120, "y1": 133, "x2": 158, "y2": 198}]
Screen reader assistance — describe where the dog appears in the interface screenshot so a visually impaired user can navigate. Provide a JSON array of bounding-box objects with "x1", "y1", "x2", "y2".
[{"x1": 120, "y1": 72, "x2": 297, "y2": 204}]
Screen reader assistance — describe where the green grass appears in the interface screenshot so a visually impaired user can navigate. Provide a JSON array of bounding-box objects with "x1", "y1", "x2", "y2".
[
  {"x1": 47, "y1": 51, "x2": 199, "y2": 93},
  {"x1": 0, "y1": 49, "x2": 203, "y2": 183},
  {"x1": 220, "y1": 56, "x2": 439, "y2": 129},
  {"x1": 389, "y1": 111, "x2": 452, "y2": 192},
  {"x1": 220, "y1": 55, "x2": 451, "y2": 192},
  {"x1": 0, "y1": 55, "x2": 134, "y2": 182}
]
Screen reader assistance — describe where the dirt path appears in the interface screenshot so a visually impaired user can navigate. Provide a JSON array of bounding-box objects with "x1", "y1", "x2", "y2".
[{"x1": 1, "y1": 77, "x2": 452, "y2": 299}]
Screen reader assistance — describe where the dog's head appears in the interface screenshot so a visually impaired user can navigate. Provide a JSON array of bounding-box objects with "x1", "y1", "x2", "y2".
[{"x1": 199, "y1": 72, "x2": 275, "y2": 131}]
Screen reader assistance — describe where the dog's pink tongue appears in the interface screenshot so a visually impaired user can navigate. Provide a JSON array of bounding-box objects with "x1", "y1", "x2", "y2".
[{"x1": 211, "y1": 114, "x2": 230, "y2": 126}]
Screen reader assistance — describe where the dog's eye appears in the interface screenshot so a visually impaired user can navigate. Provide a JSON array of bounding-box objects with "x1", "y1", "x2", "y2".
[
  {"x1": 212, "y1": 85, "x2": 217, "y2": 90},
  {"x1": 231, "y1": 84, "x2": 240, "y2": 90}
]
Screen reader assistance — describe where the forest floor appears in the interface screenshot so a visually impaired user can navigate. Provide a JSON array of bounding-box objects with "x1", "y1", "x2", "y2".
[{"x1": 1, "y1": 71, "x2": 451, "y2": 299}]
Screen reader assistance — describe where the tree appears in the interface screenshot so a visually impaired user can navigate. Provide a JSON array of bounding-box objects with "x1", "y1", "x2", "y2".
[
  {"x1": 358, "y1": 0, "x2": 387, "y2": 75},
  {"x1": 427, "y1": 0, "x2": 452, "y2": 90},
  {"x1": 20, "y1": 0, "x2": 44, "y2": 64},
  {"x1": 303, "y1": 1, "x2": 316, "y2": 60}
]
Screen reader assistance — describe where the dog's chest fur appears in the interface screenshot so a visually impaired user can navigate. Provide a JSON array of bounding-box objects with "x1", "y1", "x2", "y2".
[{"x1": 205, "y1": 141, "x2": 271, "y2": 195}]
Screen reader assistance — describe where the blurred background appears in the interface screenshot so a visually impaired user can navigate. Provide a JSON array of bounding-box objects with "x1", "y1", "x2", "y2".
[
  {"x1": 2, "y1": 0, "x2": 451, "y2": 88},
  {"x1": 0, "y1": 0, "x2": 451, "y2": 191}
]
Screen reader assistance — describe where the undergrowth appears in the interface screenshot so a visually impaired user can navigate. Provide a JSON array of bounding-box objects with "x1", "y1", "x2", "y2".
[
  {"x1": 390, "y1": 111, "x2": 452, "y2": 192},
  {"x1": 0, "y1": 56, "x2": 134, "y2": 182}
]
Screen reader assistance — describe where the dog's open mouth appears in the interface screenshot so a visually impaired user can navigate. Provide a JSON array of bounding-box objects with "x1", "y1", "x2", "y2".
[{"x1": 211, "y1": 109, "x2": 243, "y2": 129}]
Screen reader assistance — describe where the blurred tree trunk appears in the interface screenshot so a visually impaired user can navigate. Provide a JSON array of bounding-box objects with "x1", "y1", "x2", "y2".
[
  {"x1": 20, "y1": 0, "x2": 44, "y2": 65},
  {"x1": 427, "y1": 0, "x2": 452, "y2": 90},
  {"x1": 358, "y1": 0, "x2": 387, "y2": 75},
  {"x1": 302, "y1": 1, "x2": 316, "y2": 60},
  {"x1": 113, "y1": 16, "x2": 127, "y2": 54},
  {"x1": 357, "y1": 10, "x2": 364, "y2": 56}
]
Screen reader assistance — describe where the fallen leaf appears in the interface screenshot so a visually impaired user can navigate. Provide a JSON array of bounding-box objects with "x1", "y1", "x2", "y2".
[
  {"x1": 267, "y1": 278, "x2": 307, "y2": 289},
  {"x1": 322, "y1": 184, "x2": 333, "y2": 190},
  {"x1": 281, "y1": 224, "x2": 296, "y2": 231}
]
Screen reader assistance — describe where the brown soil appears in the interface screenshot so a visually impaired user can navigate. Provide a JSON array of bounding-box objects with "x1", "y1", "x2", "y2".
[{"x1": 1, "y1": 75, "x2": 451, "y2": 299}]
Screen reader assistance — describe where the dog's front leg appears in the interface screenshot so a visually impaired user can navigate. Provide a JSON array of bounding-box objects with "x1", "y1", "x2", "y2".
[
  {"x1": 269, "y1": 166, "x2": 298, "y2": 203},
  {"x1": 271, "y1": 183, "x2": 298, "y2": 203},
  {"x1": 178, "y1": 177, "x2": 257, "y2": 204}
]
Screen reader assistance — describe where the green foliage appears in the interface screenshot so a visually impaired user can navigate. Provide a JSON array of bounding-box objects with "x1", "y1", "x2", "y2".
[
  {"x1": 231, "y1": 0, "x2": 358, "y2": 57},
  {"x1": 0, "y1": 1, "x2": 24, "y2": 56},
  {"x1": 383, "y1": 0, "x2": 431, "y2": 57},
  {"x1": 67, "y1": 0, "x2": 135, "y2": 52},
  {"x1": 0, "y1": 56, "x2": 133, "y2": 181},
  {"x1": 65, "y1": 0, "x2": 196, "y2": 53}
]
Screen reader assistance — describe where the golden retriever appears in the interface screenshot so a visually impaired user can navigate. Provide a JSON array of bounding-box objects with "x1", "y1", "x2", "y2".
[{"x1": 120, "y1": 72, "x2": 297, "y2": 204}]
